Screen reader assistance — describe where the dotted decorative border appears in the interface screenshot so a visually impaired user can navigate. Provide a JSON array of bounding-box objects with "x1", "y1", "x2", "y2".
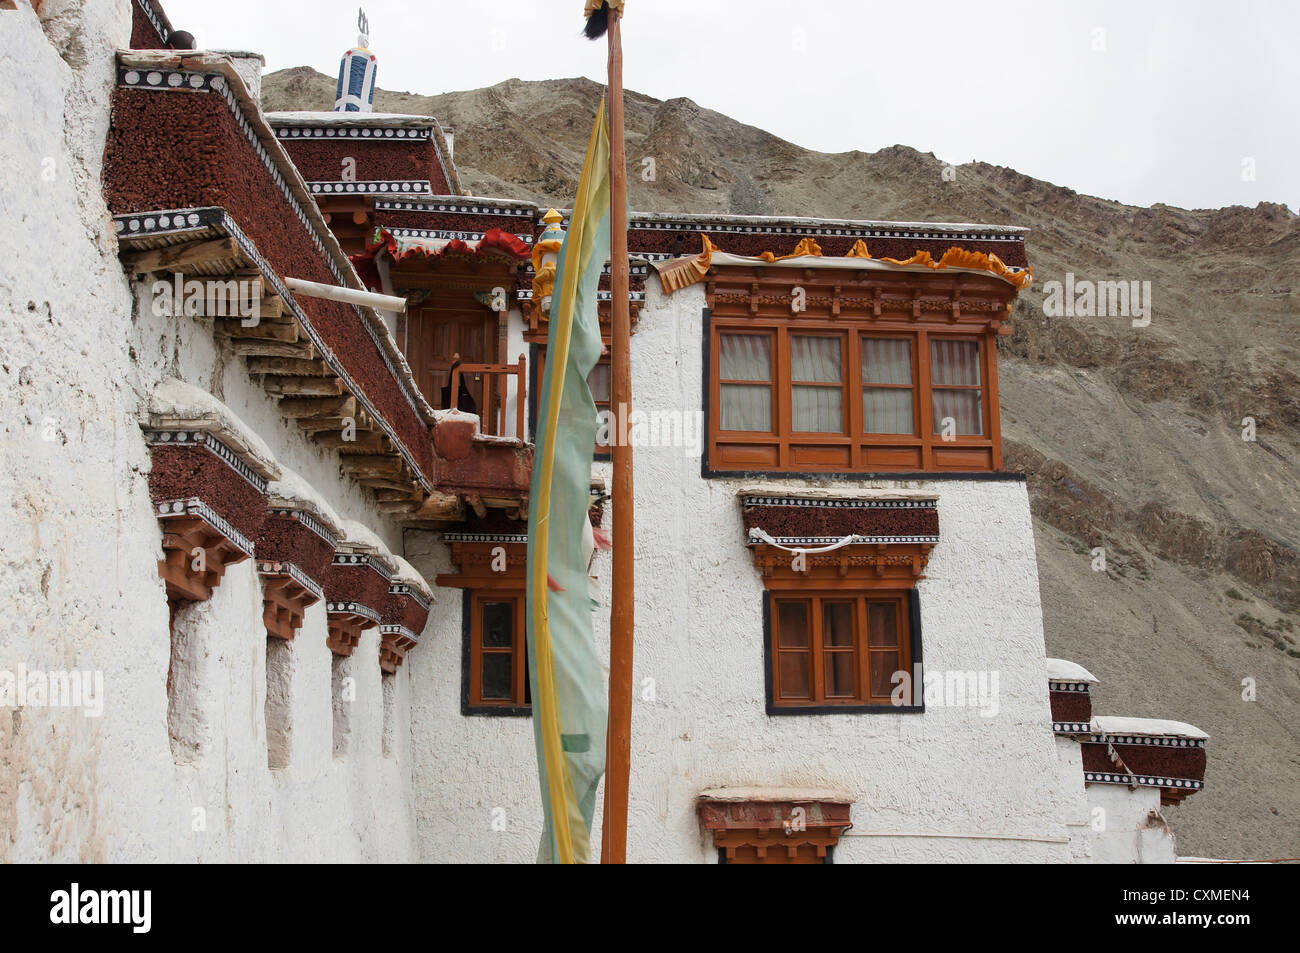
[
  {"x1": 332, "y1": 551, "x2": 395, "y2": 582},
  {"x1": 1090, "y1": 734, "x2": 1206, "y2": 749},
  {"x1": 134, "y1": 0, "x2": 170, "y2": 44},
  {"x1": 375, "y1": 200, "x2": 534, "y2": 218},
  {"x1": 380, "y1": 623, "x2": 420, "y2": 643},
  {"x1": 741, "y1": 496, "x2": 938, "y2": 510},
  {"x1": 268, "y1": 507, "x2": 339, "y2": 548},
  {"x1": 326, "y1": 600, "x2": 381, "y2": 622},
  {"x1": 257, "y1": 560, "x2": 325, "y2": 602},
  {"x1": 115, "y1": 207, "x2": 433, "y2": 493},
  {"x1": 275, "y1": 125, "x2": 431, "y2": 141},
  {"x1": 308, "y1": 180, "x2": 432, "y2": 195},
  {"x1": 1049, "y1": 681, "x2": 1092, "y2": 693},
  {"x1": 625, "y1": 219, "x2": 1025, "y2": 243},
  {"x1": 154, "y1": 498, "x2": 255, "y2": 557},
  {"x1": 1084, "y1": 772, "x2": 1203, "y2": 791},
  {"x1": 515, "y1": 289, "x2": 646, "y2": 302},
  {"x1": 441, "y1": 532, "x2": 528, "y2": 543},
  {"x1": 523, "y1": 262, "x2": 650, "y2": 276},
  {"x1": 747, "y1": 533, "x2": 940, "y2": 546},
  {"x1": 143, "y1": 429, "x2": 268, "y2": 493},
  {"x1": 389, "y1": 582, "x2": 432, "y2": 612},
  {"x1": 388, "y1": 227, "x2": 534, "y2": 245},
  {"x1": 1053, "y1": 721, "x2": 1091, "y2": 733}
]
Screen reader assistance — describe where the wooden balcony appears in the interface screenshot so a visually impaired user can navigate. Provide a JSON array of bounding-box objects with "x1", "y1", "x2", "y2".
[{"x1": 449, "y1": 353, "x2": 527, "y2": 443}]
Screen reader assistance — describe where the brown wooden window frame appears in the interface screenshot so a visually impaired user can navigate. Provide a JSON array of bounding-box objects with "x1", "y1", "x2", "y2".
[
  {"x1": 462, "y1": 589, "x2": 531, "y2": 715},
  {"x1": 708, "y1": 316, "x2": 1001, "y2": 474},
  {"x1": 763, "y1": 589, "x2": 923, "y2": 715},
  {"x1": 529, "y1": 341, "x2": 615, "y2": 458}
]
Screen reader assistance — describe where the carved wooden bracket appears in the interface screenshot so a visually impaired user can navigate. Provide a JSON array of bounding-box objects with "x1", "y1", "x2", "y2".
[
  {"x1": 259, "y1": 562, "x2": 323, "y2": 640},
  {"x1": 157, "y1": 512, "x2": 251, "y2": 603},
  {"x1": 379, "y1": 625, "x2": 420, "y2": 673},
  {"x1": 698, "y1": 796, "x2": 853, "y2": 864},
  {"x1": 748, "y1": 541, "x2": 933, "y2": 588},
  {"x1": 325, "y1": 601, "x2": 380, "y2": 657}
]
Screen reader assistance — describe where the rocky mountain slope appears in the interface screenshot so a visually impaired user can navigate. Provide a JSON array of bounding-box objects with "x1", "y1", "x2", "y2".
[{"x1": 263, "y1": 67, "x2": 1300, "y2": 860}]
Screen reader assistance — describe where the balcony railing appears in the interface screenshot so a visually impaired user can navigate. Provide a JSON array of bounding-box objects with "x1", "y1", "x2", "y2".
[{"x1": 450, "y1": 353, "x2": 527, "y2": 443}]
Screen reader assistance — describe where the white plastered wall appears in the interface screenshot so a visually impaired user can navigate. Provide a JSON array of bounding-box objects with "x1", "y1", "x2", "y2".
[
  {"x1": 1085, "y1": 784, "x2": 1177, "y2": 864},
  {"x1": 0, "y1": 2, "x2": 415, "y2": 861}
]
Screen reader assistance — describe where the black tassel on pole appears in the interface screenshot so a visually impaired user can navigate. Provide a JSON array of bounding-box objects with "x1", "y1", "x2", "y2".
[{"x1": 584, "y1": 1, "x2": 610, "y2": 39}]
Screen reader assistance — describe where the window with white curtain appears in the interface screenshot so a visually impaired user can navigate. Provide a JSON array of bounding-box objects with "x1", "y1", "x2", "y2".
[
  {"x1": 930, "y1": 339, "x2": 983, "y2": 435},
  {"x1": 718, "y1": 333, "x2": 774, "y2": 432},
  {"x1": 861, "y1": 337, "x2": 914, "y2": 434},
  {"x1": 710, "y1": 324, "x2": 992, "y2": 471},
  {"x1": 790, "y1": 334, "x2": 844, "y2": 433}
]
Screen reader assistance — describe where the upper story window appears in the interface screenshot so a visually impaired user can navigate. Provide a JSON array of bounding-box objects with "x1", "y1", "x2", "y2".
[
  {"x1": 704, "y1": 267, "x2": 1015, "y2": 474},
  {"x1": 710, "y1": 323, "x2": 998, "y2": 473}
]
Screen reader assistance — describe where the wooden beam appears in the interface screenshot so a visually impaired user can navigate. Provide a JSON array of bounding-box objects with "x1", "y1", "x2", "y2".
[
  {"x1": 122, "y1": 236, "x2": 238, "y2": 274},
  {"x1": 278, "y1": 395, "x2": 355, "y2": 419},
  {"x1": 259, "y1": 295, "x2": 285, "y2": 319},
  {"x1": 313, "y1": 430, "x2": 388, "y2": 453},
  {"x1": 230, "y1": 339, "x2": 316, "y2": 359},
  {"x1": 263, "y1": 376, "x2": 345, "y2": 397},
  {"x1": 360, "y1": 477, "x2": 421, "y2": 493},
  {"x1": 409, "y1": 492, "x2": 462, "y2": 520},
  {"x1": 243, "y1": 356, "x2": 331, "y2": 377},
  {"x1": 216, "y1": 318, "x2": 299, "y2": 342},
  {"x1": 294, "y1": 415, "x2": 371, "y2": 434},
  {"x1": 373, "y1": 488, "x2": 423, "y2": 503},
  {"x1": 339, "y1": 456, "x2": 404, "y2": 479}
]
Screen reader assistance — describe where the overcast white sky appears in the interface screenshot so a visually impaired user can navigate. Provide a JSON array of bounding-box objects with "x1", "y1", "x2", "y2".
[{"x1": 163, "y1": 0, "x2": 1297, "y2": 213}]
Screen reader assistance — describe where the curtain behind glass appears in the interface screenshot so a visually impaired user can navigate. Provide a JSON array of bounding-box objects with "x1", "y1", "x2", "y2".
[
  {"x1": 930, "y1": 339, "x2": 983, "y2": 434},
  {"x1": 791, "y1": 335, "x2": 843, "y2": 432},
  {"x1": 719, "y1": 333, "x2": 773, "y2": 432},
  {"x1": 862, "y1": 337, "x2": 914, "y2": 434}
]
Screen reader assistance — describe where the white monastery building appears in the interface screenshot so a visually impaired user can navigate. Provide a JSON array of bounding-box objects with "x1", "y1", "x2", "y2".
[{"x1": 0, "y1": 0, "x2": 1208, "y2": 863}]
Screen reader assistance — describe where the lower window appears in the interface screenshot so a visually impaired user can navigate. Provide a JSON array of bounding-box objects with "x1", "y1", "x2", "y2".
[
  {"x1": 767, "y1": 591, "x2": 914, "y2": 709},
  {"x1": 464, "y1": 590, "x2": 530, "y2": 713}
]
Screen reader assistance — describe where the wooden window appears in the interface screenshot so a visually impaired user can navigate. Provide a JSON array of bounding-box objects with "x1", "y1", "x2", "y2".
[
  {"x1": 717, "y1": 331, "x2": 774, "y2": 433},
  {"x1": 930, "y1": 338, "x2": 983, "y2": 436},
  {"x1": 861, "y1": 335, "x2": 915, "y2": 435},
  {"x1": 709, "y1": 321, "x2": 998, "y2": 473},
  {"x1": 789, "y1": 333, "x2": 845, "y2": 434},
  {"x1": 467, "y1": 591, "x2": 530, "y2": 711},
  {"x1": 769, "y1": 592, "x2": 912, "y2": 708},
  {"x1": 588, "y1": 354, "x2": 612, "y2": 453}
]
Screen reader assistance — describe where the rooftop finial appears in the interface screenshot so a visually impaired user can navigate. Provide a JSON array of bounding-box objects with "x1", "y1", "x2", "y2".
[{"x1": 335, "y1": 8, "x2": 378, "y2": 112}]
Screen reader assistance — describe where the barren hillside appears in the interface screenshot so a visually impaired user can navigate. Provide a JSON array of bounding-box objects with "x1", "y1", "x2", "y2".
[{"x1": 264, "y1": 67, "x2": 1300, "y2": 859}]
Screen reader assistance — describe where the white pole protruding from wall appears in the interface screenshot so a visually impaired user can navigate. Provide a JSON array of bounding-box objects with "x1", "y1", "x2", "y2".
[{"x1": 284, "y1": 276, "x2": 407, "y2": 313}]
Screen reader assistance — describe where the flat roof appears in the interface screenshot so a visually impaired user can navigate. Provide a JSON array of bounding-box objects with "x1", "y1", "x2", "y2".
[{"x1": 266, "y1": 111, "x2": 441, "y2": 128}]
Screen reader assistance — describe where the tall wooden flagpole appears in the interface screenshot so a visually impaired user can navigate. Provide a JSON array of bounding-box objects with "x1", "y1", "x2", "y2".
[{"x1": 601, "y1": 1, "x2": 633, "y2": 865}]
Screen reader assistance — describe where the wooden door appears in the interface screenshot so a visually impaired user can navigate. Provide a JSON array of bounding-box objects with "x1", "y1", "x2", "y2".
[{"x1": 407, "y1": 307, "x2": 495, "y2": 412}]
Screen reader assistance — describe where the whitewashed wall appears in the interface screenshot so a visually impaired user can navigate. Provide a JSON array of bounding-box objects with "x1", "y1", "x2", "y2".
[
  {"x1": 1085, "y1": 784, "x2": 1177, "y2": 864},
  {"x1": 0, "y1": 2, "x2": 415, "y2": 861},
  {"x1": 408, "y1": 278, "x2": 1083, "y2": 863}
]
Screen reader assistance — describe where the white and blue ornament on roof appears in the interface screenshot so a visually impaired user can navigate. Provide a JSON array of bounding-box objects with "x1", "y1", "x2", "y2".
[{"x1": 335, "y1": 8, "x2": 378, "y2": 113}]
